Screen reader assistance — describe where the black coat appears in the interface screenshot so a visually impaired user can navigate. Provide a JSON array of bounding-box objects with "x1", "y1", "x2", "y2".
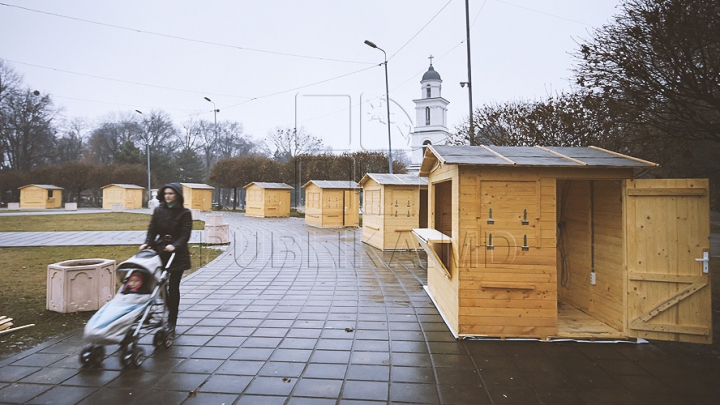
[{"x1": 144, "y1": 183, "x2": 192, "y2": 272}]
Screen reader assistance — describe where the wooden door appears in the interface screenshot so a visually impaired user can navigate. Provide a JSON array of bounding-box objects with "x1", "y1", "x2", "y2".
[
  {"x1": 625, "y1": 179, "x2": 712, "y2": 344},
  {"x1": 343, "y1": 190, "x2": 355, "y2": 226},
  {"x1": 192, "y1": 190, "x2": 204, "y2": 209}
]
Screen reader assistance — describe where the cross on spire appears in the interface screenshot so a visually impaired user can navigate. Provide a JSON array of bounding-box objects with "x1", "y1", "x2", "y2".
[{"x1": 428, "y1": 54, "x2": 434, "y2": 66}]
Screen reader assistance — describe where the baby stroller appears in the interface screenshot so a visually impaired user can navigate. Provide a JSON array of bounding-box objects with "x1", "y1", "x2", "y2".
[{"x1": 79, "y1": 250, "x2": 175, "y2": 368}]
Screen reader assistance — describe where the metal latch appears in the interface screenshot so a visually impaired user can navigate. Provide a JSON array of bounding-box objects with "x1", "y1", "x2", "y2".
[{"x1": 695, "y1": 251, "x2": 709, "y2": 274}]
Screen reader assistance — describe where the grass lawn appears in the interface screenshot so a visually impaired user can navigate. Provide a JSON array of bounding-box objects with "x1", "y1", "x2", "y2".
[
  {"x1": 0, "y1": 212, "x2": 205, "y2": 232},
  {"x1": 0, "y1": 213, "x2": 222, "y2": 360}
]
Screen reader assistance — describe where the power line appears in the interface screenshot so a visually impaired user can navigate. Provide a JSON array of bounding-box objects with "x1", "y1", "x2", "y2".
[
  {"x1": 0, "y1": 2, "x2": 374, "y2": 65},
  {"x1": 5, "y1": 59, "x2": 252, "y2": 99},
  {"x1": 493, "y1": 0, "x2": 596, "y2": 26},
  {"x1": 224, "y1": 65, "x2": 377, "y2": 110},
  {"x1": 389, "y1": 0, "x2": 454, "y2": 61}
]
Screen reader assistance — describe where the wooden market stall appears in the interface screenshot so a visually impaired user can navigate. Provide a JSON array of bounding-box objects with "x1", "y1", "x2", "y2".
[
  {"x1": 415, "y1": 145, "x2": 712, "y2": 344},
  {"x1": 180, "y1": 183, "x2": 214, "y2": 211},
  {"x1": 359, "y1": 173, "x2": 428, "y2": 251},
  {"x1": 19, "y1": 184, "x2": 63, "y2": 209},
  {"x1": 244, "y1": 182, "x2": 293, "y2": 218},
  {"x1": 302, "y1": 180, "x2": 360, "y2": 228},
  {"x1": 101, "y1": 184, "x2": 144, "y2": 209}
]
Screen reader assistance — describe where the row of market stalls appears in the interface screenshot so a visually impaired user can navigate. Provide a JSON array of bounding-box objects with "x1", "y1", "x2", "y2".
[
  {"x1": 14, "y1": 183, "x2": 216, "y2": 211},
  {"x1": 11, "y1": 145, "x2": 712, "y2": 344},
  {"x1": 247, "y1": 145, "x2": 712, "y2": 345}
]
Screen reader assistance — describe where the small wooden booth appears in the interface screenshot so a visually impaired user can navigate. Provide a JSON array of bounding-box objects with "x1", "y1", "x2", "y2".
[
  {"x1": 181, "y1": 183, "x2": 214, "y2": 211},
  {"x1": 415, "y1": 145, "x2": 712, "y2": 344},
  {"x1": 302, "y1": 180, "x2": 360, "y2": 228},
  {"x1": 101, "y1": 184, "x2": 144, "y2": 209},
  {"x1": 19, "y1": 184, "x2": 63, "y2": 209},
  {"x1": 359, "y1": 173, "x2": 428, "y2": 251},
  {"x1": 244, "y1": 182, "x2": 293, "y2": 218}
]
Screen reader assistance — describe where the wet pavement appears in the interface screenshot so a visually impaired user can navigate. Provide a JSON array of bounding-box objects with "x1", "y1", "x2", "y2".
[{"x1": 0, "y1": 211, "x2": 719, "y2": 404}]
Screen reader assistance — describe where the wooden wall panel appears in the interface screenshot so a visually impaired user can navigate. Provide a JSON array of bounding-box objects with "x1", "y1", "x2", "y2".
[
  {"x1": 591, "y1": 180, "x2": 624, "y2": 330},
  {"x1": 454, "y1": 167, "x2": 557, "y2": 338}
]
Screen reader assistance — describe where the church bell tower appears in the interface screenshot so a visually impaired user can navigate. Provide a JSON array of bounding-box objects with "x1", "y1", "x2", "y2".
[{"x1": 408, "y1": 56, "x2": 450, "y2": 175}]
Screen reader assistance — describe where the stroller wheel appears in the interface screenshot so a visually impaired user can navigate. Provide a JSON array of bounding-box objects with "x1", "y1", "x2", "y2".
[
  {"x1": 131, "y1": 346, "x2": 146, "y2": 368},
  {"x1": 153, "y1": 328, "x2": 173, "y2": 349},
  {"x1": 120, "y1": 338, "x2": 139, "y2": 368},
  {"x1": 90, "y1": 345, "x2": 105, "y2": 365},
  {"x1": 79, "y1": 345, "x2": 105, "y2": 367}
]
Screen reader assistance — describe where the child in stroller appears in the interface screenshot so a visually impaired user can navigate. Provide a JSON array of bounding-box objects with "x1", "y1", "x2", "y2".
[{"x1": 79, "y1": 249, "x2": 175, "y2": 368}]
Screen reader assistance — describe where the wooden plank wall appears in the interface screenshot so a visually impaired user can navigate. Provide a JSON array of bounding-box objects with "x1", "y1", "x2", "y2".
[
  {"x1": 557, "y1": 180, "x2": 624, "y2": 332},
  {"x1": 458, "y1": 167, "x2": 558, "y2": 338},
  {"x1": 304, "y1": 186, "x2": 323, "y2": 227},
  {"x1": 322, "y1": 189, "x2": 345, "y2": 227},
  {"x1": 361, "y1": 183, "x2": 384, "y2": 248},
  {"x1": 342, "y1": 190, "x2": 360, "y2": 227},
  {"x1": 591, "y1": 180, "x2": 625, "y2": 330},
  {"x1": 426, "y1": 164, "x2": 460, "y2": 334},
  {"x1": 264, "y1": 189, "x2": 291, "y2": 217},
  {"x1": 625, "y1": 178, "x2": 712, "y2": 344},
  {"x1": 245, "y1": 187, "x2": 264, "y2": 217},
  {"x1": 382, "y1": 187, "x2": 421, "y2": 250}
]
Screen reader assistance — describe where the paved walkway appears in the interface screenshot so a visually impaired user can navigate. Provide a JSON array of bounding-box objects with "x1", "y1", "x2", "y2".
[
  {"x1": 0, "y1": 212, "x2": 719, "y2": 404},
  {"x1": 0, "y1": 231, "x2": 204, "y2": 247}
]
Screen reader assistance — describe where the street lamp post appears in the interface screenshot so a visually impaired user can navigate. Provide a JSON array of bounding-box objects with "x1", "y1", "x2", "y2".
[
  {"x1": 364, "y1": 40, "x2": 393, "y2": 174},
  {"x1": 464, "y1": 0, "x2": 475, "y2": 145},
  {"x1": 203, "y1": 97, "x2": 220, "y2": 205},
  {"x1": 135, "y1": 109, "x2": 152, "y2": 205},
  {"x1": 204, "y1": 97, "x2": 219, "y2": 139}
]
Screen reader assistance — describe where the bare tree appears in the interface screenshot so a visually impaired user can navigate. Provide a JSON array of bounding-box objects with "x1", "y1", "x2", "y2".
[
  {"x1": 216, "y1": 121, "x2": 261, "y2": 159},
  {"x1": 265, "y1": 127, "x2": 324, "y2": 162},
  {"x1": 0, "y1": 89, "x2": 57, "y2": 171},
  {"x1": 85, "y1": 112, "x2": 141, "y2": 164},
  {"x1": 56, "y1": 118, "x2": 88, "y2": 163},
  {"x1": 573, "y1": 0, "x2": 720, "y2": 143}
]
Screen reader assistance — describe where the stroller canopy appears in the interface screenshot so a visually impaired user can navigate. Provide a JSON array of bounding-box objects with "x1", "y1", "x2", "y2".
[{"x1": 117, "y1": 250, "x2": 164, "y2": 280}]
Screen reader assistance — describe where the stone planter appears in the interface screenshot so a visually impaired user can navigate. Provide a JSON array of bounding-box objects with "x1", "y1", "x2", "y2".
[
  {"x1": 205, "y1": 213, "x2": 229, "y2": 243},
  {"x1": 205, "y1": 224, "x2": 230, "y2": 244},
  {"x1": 206, "y1": 213, "x2": 224, "y2": 225},
  {"x1": 47, "y1": 258, "x2": 116, "y2": 313}
]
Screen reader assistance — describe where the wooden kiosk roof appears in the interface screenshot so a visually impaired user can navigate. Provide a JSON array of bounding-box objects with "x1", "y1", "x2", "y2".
[
  {"x1": 419, "y1": 145, "x2": 658, "y2": 176},
  {"x1": 302, "y1": 180, "x2": 360, "y2": 189},
  {"x1": 18, "y1": 184, "x2": 63, "y2": 190},
  {"x1": 244, "y1": 182, "x2": 294, "y2": 190},
  {"x1": 101, "y1": 184, "x2": 144, "y2": 189},
  {"x1": 358, "y1": 173, "x2": 428, "y2": 187},
  {"x1": 180, "y1": 182, "x2": 215, "y2": 190}
]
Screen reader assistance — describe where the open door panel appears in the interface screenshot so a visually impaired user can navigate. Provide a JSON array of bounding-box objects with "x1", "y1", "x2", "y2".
[{"x1": 625, "y1": 179, "x2": 712, "y2": 344}]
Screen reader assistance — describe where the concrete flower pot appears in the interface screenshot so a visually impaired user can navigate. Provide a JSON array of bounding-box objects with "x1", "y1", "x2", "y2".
[{"x1": 46, "y1": 258, "x2": 116, "y2": 313}]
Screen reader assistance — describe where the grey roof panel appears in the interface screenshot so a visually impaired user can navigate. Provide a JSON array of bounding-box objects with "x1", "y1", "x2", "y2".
[
  {"x1": 429, "y1": 145, "x2": 656, "y2": 168},
  {"x1": 180, "y1": 183, "x2": 215, "y2": 189},
  {"x1": 304, "y1": 180, "x2": 359, "y2": 189},
  {"x1": 245, "y1": 182, "x2": 294, "y2": 189},
  {"x1": 364, "y1": 173, "x2": 428, "y2": 186}
]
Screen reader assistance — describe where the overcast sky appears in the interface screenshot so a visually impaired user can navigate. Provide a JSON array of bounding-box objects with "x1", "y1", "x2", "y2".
[{"x1": 0, "y1": 0, "x2": 622, "y2": 155}]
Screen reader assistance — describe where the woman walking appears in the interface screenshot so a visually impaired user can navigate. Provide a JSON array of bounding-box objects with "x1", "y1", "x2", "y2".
[{"x1": 139, "y1": 183, "x2": 192, "y2": 334}]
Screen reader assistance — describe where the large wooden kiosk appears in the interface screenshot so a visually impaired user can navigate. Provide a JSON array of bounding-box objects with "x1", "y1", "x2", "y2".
[
  {"x1": 19, "y1": 184, "x2": 63, "y2": 209},
  {"x1": 360, "y1": 173, "x2": 428, "y2": 251},
  {"x1": 181, "y1": 183, "x2": 214, "y2": 211},
  {"x1": 101, "y1": 184, "x2": 144, "y2": 209},
  {"x1": 244, "y1": 182, "x2": 293, "y2": 218},
  {"x1": 302, "y1": 180, "x2": 360, "y2": 228},
  {"x1": 415, "y1": 145, "x2": 712, "y2": 343}
]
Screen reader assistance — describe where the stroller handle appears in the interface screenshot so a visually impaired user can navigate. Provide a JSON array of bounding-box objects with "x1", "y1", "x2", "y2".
[{"x1": 165, "y1": 252, "x2": 176, "y2": 269}]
